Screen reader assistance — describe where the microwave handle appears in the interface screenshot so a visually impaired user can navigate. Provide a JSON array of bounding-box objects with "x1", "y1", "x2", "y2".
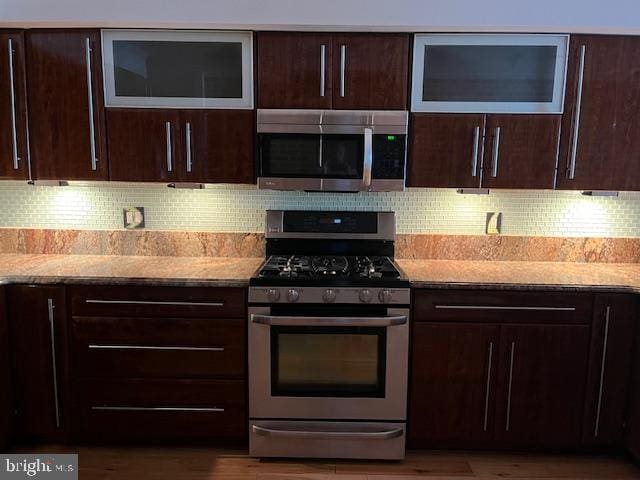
[
  {"x1": 363, "y1": 127, "x2": 373, "y2": 190},
  {"x1": 251, "y1": 314, "x2": 407, "y2": 327}
]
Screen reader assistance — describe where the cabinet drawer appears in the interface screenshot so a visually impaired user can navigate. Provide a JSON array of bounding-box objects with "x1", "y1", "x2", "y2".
[
  {"x1": 71, "y1": 316, "x2": 245, "y2": 379},
  {"x1": 70, "y1": 285, "x2": 246, "y2": 318},
  {"x1": 72, "y1": 378, "x2": 246, "y2": 442},
  {"x1": 414, "y1": 290, "x2": 593, "y2": 324}
]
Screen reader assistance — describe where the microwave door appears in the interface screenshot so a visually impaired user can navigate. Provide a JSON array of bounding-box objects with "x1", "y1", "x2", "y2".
[
  {"x1": 320, "y1": 133, "x2": 366, "y2": 192},
  {"x1": 258, "y1": 134, "x2": 323, "y2": 190}
]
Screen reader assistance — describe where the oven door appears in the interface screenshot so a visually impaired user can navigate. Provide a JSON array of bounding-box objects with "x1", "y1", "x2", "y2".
[
  {"x1": 257, "y1": 129, "x2": 371, "y2": 192},
  {"x1": 248, "y1": 305, "x2": 409, "y2": 421}
]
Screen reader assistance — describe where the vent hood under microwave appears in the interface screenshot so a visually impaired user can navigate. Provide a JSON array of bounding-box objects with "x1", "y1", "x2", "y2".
[{"x1": 256, "y1": 109, "x2": 408, "y2": 193}]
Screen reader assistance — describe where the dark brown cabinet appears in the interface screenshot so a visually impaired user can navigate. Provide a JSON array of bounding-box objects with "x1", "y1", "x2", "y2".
[
  {"x1": 257, "y1": 32, "x2": 409, "y2": 110},
  {"x1": 107, "y1": 108, "x2": 254, "y2": 184},
  {"x1": 627, "y1": 318, "x2": 640, "y2": 462},
  {"x1": 558, "y1": 35, "x2": 640, "y2": 191},
  {"x1": 410, "y1": 289, "x2": 592, "y2": 450},
  {"x1": 494, "y1": 324, "x2": 590, "y2": 448},
  {"x1": 409, "y1": 323, "x2": 499, "y2": 447},
  {"x1": 583, "y1": 294, "x2": 637, "y2": 447},
  {"x1": 26, "y1": 30, "x2": 108, "y2": 180},
  {"x1": 0, "y1": 287, "x2": 11, "y2": 450},
  {"x1": 67, "y1": 285, "x2": 247, "y2": 443},
  {"x1": 7, "y1": 285, "x2": 67, "y2": 442},
  {"x1": 0, "y1": 30, "x2": 29, "y2": 180},
  {"x1": 409, "y1": 113, "x2": 560, "y2": 189}
]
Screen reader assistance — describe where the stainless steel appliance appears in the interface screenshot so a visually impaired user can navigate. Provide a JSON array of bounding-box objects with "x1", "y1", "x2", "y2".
[
  {"x1": 256, "y1": 110, "x2": 408, "y2": 192},
  {"x1": 249, "y1": 210, "x2": 410, "y2": 459}
]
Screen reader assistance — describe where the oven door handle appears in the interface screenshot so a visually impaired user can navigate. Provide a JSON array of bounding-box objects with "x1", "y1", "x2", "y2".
[
  {"x1": 250, "y1": 314, "x2": 407, "y2": 327},
  {"x1": 252, "y1": 424, "x2": 403, "y2": 441}
]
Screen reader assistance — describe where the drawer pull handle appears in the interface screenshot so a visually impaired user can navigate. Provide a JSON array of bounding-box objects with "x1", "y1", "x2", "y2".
[
  {"x1": 85, "y1": 300, "x2": 225, "y2": 307},
  {"x1": 252, "y1": 424, "x2": 403, "y2": 441},
  {"x1": 92, "y1": 406, "x2": 224, "y2": 412},
  {"x1": 434, "y1": 305, "x2": 576, "y2": 312},
  {"x1": 88, "y1": 345, "x2": 224, "y2": 352}
]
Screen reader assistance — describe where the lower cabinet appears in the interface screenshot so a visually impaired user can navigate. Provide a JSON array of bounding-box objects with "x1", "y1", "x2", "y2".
[
  {"x1": 67, "y1": 285, "x2": 247, "y2": 444},
  {"x1": 582, "y1": 294, "x2": 638, "y2": 447},
  {"x1": 409, "y1": 289, "x2": 592, "y2": 449},
  {"x1": 7, "y1": 285, "x2": 67, "y2": 442},
  {"x1": 0, "y1": 287, "x2": 12, "y2": 449},
  {"x1": 627, "y1": 316, "x2": 640, "y2": 461}
]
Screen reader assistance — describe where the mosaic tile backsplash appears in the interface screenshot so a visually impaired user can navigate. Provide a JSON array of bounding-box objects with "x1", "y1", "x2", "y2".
[{"x1": 0, "y1": 181, "x2": 639, "y2": 237}]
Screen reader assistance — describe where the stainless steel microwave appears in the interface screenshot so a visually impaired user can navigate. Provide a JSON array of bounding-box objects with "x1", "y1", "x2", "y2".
[{"x1": 257, "y1": 109, "x2": 408, "y2": 192}]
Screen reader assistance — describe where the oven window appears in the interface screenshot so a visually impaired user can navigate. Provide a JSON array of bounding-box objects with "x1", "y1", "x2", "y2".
[
  {"x1": 321, "y1": 135, "x2": 364, "y2": 179},
  {"x1": 259, "y1": 134, "x2": 322, "y2": 177},
  {"x1": 271, "y1": 326, "x2": 386, "y2": 398}
]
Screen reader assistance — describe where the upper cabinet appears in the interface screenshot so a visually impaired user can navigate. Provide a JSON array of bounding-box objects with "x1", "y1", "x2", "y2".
[
  {"x1": 411, "y1": 34, "x2": 568, "y2": 114},
  {"x1": 557, "y1": 35, "x2": 640, "y2": 191},
  {"x1": 26, "y1": 30, "x2": 108, "y2": 180},
  {"x1": 102, "y1": 30, "x2": 254, "y2": 109},
  {"x1": 257, "y1": 32, "x2": 410, "y2": 110},
  {"x1": 0, "y1": 30, "x2": 29, "y2": 180}
]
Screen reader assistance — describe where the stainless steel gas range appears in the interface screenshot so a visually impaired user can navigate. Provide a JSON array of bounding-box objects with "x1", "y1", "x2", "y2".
[{"x1": 248, "y1": 210, "x2": 410, "y2": 460}]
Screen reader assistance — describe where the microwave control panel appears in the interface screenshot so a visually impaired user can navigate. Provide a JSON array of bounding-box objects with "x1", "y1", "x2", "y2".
[{"x1": 372, "y1": 134, "x2": 406, "y2": 179}]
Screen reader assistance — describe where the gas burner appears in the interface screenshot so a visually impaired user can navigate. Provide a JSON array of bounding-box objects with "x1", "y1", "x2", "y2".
[{"x1": 311, "y1": 256, "x2": 349, "y2": 276}]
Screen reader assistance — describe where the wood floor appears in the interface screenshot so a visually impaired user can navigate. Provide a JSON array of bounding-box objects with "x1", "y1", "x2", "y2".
[{"x1": 7, "y1": 445, "x2": 640, "y2": 479}]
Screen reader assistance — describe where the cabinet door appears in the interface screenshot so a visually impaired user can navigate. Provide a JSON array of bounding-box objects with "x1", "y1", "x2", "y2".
[
  {"x1": 409, "y1": 323, "x2": 499, "y2": 448},
  {"x1": 182, "y1": 109, "x2": 254, "y2": 184},
  {"x1": 0, "y1": 287, "x2": 11, "y2": 449},
  {"x1": 8, "y1": 285, "x2": 67, "y2": 442},
  {"x1": 482, "y1": 114, "x2": 560, "y2": 189},
  {"x1": 627, "y1": 321, "x2": 640, "y2": 461},
  {"x1": 0, "y1": 31, "x2": 29, "y2": 180},
  {"x1": 495, "y1": 324, "x2": 590, "y2": 448},
  {"x1": 558, "y1": 35, "x2": 640, "y2": 191},
  {"x1": 26, "y1": 30, "x2": 108, "y2": 180},
  {"x1": 107, "y1": 109, "x2": 182, "y2": 182},
  {"x1": 408, "y1": 113, "x2": 485, "y2": 188},
  {"x1": 257, "y1": 32, "x2": 332, "y2": 109},
  {"x1": 583, "y1": 294, "x2": 637, "y2": 447},
  {"x1": 332, "y1": 33, "x2": 409, "y2": 110}
]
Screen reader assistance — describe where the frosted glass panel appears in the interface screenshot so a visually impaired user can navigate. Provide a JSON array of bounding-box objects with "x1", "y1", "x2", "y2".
[
  {"x1": 113, "y1": 40, "x2": 243, "y2": 99},
  {"x1": 422, "y1": 45, "x2": 557, "y2": 103}
]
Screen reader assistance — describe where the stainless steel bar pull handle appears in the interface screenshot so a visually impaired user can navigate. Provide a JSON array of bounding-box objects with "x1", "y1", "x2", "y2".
[
  {"x1": 594, "y1": 306, "x2": 611, "y2": 437},
  {"x1": 320, "y1": 44, "x2": 326, "y2": 97},
  {"x1": 8, "y1": 39, "x2": 20, "y2": 170},
  {"x1": 251, "y1": 314, "x2": 407, "y2": 327},
  {"x1": 483, "y1": 341, "x2": 494, "y2": 432},
  {"x1": 569, "y1": 44, "x2": 587, "y2": 180},
  {"x1": 491, "y1": 127, "x2": 501, "y2": 178},
  {"x1": 48, "y1": 298, "x2": 61, "y2": 428},
  {"x1": 505, "y1": 341, "x2": 516, "y2": 432},
  {"x1": 88, "y1": 345, "x2": 225, "y2": 352},
  {"x1": 92, "y1": 406, "x2": 224, "y2": 413},
  {"x1": 85, "y1": 37, "x2": 98, "y2": 171},
  {"x1": 471, "y1": 126, "x2": 480, "y2": 177},
  {"x1": 185, "y1": 122, "x2": 193, "y2": 173},
  {"x1": 339, "y1": 45, "x2": 346, "y2": 97},
  {"x1": 252, "y1": 424, "x2": 403, "y2": 441},
  {"x1": 165, "y1": 122, "x2": 173, "y2": 172},
  {"x1": 363, "y1": 127, "x2": 373, "y2": 190},
  {"x1": 85, "y1": 299, "x2": 224, "y2": 307}
]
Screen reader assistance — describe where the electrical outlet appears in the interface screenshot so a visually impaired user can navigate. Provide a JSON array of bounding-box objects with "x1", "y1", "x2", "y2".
[
  {"x1": 123, "y1": 207, "x2": 145, "y2": 229},
  {"x1": 486, "y1": 212, "x2": 502, "y2": 235}
]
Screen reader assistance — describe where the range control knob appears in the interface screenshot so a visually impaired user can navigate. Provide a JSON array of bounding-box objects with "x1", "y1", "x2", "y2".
[
  {"x1": 322, "y1": 289, "x2": 337, "y2": 303},
  {"x1": 287, "y1": 288, "x2": 300, "y2": 303},
  {"x1": 379, "y1": 289, "x2": 393, "y2": 304},
  {"x1": 266, "y1": 288, "x2": 281, "y2": 302},
  {"x1": 359, "y1": 289, "x2": 373, "y2": 303}
]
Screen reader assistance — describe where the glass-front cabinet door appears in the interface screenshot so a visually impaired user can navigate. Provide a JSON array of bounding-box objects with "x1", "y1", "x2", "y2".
[
  {"x1": 102, "y1": 30, "x2": 253, "y2": 108},
  {"x1": 411, "y1": 34, "x2": 568, "y2": 113}
]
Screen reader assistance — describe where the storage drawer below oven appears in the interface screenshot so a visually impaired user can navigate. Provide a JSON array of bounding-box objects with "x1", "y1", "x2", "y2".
[
  {"x1": 250, "y1": 420, "x2": 405, "y2": 459},
  {"x1": 72, "y1": 378, "x2": 246, "y2": 443}
]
